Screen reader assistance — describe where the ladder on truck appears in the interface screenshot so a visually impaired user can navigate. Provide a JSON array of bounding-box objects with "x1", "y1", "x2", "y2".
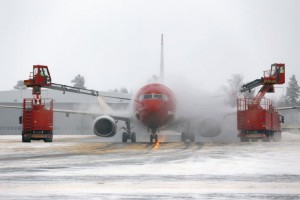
[{"x1": 23, "y1": 99, "x2": 33, "y2": 131}]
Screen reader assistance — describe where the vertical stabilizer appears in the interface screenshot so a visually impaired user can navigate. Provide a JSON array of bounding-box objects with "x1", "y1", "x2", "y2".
[{"x1": 160, "y1": 33, "x2": 164, "y2": 83}]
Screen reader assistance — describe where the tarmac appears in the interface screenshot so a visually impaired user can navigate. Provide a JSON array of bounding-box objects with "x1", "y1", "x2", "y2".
[{"x1": 0, "y1": 133, "x2": 300, "y2": 200}]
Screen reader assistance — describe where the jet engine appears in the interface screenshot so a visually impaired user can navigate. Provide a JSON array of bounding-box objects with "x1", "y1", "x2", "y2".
[
  {"x1": 93, "y1": 116, "x2": 117, "y2": 137},
  {"x1": 198, "y1": 118, "x2": 221, "y2": 137}
]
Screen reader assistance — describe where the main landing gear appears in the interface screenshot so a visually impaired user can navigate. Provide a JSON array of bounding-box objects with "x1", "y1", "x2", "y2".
[
  {"x1": 181, "y1": 132, "x2": 195, "y2": 143},
  {"x1": 180, "y1": 122, "x2": 195, "y2": 143},
  {"x1": 122, "y1": 121, "x2": 136, "y2": 143}
]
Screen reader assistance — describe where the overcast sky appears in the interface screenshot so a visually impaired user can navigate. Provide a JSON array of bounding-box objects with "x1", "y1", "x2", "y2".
[{"x1": 0, "y1": 0, "x2": 299, "y2": 96}]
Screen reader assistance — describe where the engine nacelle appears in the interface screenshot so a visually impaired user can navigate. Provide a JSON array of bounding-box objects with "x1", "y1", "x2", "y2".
[
  {"x1": 93, "y1": 116, "x2": 117, "y2": 137},
  {"x1": 198, "y1": 118, "x2": 221, "y2": 137}
]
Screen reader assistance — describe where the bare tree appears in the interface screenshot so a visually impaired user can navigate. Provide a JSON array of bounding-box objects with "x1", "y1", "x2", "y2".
[
  {"x1": 147, "y1": 74, "x2": 159, "y2": 83},
  {"x1": 108, "y1": 87, "x2": 129, "y2": 93},
  {"x1": 223, "y1": 74, "x2": 244, "y2": 107},
  {"x1": 119, "y1": 87, "x2": 128, "y2": 93},
  {"x1": 113, "y1": 88, "x2": 119, "y2": 93},
  {"x1": 71, "y1": 74, "x2": 86, "y2": 89}
]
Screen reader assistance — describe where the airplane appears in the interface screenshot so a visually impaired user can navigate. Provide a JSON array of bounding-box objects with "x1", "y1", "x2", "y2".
[
  {"x1": 0, "y1": 34, "x2": 222, "y2": 143},
  {"x1": 92, "y1": 34, "x2": 221, "y2": 143}
]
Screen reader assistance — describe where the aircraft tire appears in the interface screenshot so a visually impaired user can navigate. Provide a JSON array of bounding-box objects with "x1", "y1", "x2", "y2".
[
  {"x1": 189, "y1": 133, "x2": 195, "y2": 142},
  {"x1": 150, "y1": 135, "x2": 154, "y2": 144},
  {"x1": 181, "y1": 132, "x2": 187, "y2": 142},
  {"x1": 131, "y1": 132, "x2": 136, "y2": 143},
  {"x1": 122, "y1": 132, "x2": 128, "y2": 143}
]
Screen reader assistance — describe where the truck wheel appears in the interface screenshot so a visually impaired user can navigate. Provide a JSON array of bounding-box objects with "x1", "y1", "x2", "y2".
[
  {"x1": 240, "y1": 138, "x2": 249, "y2": 142},
  {"x1": 262, "y1": 137, "x2": 270, "y2": 142},
  {"x1": 22, "y1": 138, "x2": 31, "y2": 143},
  {"x1": 44, "y1": 138, "x2": 53, "y2": 142}
]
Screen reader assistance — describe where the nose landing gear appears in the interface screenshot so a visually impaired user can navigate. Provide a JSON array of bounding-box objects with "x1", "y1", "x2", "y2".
[{"x1": 150, "y1": 129, "x2": 158, "y2": 144}]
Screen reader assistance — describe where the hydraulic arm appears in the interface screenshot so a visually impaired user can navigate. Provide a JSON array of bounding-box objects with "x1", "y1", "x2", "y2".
[
  {"x1": 24, "y1": 65, "x2": 130, "y2": 99},
  {"x1": 240, "y1": 63, "x2": 285, "y2": 106}
]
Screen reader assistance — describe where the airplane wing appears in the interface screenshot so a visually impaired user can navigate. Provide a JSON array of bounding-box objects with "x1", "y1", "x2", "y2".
[
  {"x1": 0, "y1": 104, "x2": 131, "y2": 122},
  {"x1": 0, "y1": 101, "x2": 134, "y2": 141},
  {"x1": 54, "y1": 108, "x2": 132, "y2": 122},
  {"x1": 278, "y1": 106, "x2": 300, "y2": 110},
  {"x1": 0, "y1": 105, "x2": 23, "y2": 110}
]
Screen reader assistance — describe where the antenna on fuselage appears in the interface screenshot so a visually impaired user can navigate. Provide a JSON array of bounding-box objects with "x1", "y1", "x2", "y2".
[{"x1": 160, "y1": 33, "x2": 164, "y2": 83}]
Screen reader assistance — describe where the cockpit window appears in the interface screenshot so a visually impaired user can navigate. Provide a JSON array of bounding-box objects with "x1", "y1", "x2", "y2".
[
  {"x1": 140, "y1": 94, "x2": 168, "y2": 101},
  {"x1": 154, "y1": 94, "x2": 163, "y2": 99},
  {"x1": 144, "y1": 94, "x2": 153, "y2": 99}
]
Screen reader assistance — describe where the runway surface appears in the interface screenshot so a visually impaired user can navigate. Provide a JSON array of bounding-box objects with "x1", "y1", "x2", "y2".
[{"x1": 0, "y1": 133, "x2": 300, "y2": 200}]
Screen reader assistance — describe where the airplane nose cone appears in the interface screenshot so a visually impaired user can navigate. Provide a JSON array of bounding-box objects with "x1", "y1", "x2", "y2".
[
  {"x1": 144, "y1": 100, "x2": 164, "y2": 113},
  {"x1": 141, "y1": 100, "x2": 166, "y2": 128}
]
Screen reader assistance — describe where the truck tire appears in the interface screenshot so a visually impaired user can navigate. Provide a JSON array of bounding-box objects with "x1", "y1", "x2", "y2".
[
  {"x1": 44, "y1": 138, "x2": 53, "y2": 142},
  {"x1": 262, "y1": 137, "x2": 270, "y2": 142},
  {"x1": 240, "y1": 138, "x2": 249, "y2": 142},
  {"x1": 22, "y1": 138, "x2": 31, "y2": 143}
]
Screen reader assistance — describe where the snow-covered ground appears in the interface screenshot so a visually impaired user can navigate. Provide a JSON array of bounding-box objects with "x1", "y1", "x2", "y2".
[{"x1": 0, "y1": 133, "x2": 299, "y2": 200}]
